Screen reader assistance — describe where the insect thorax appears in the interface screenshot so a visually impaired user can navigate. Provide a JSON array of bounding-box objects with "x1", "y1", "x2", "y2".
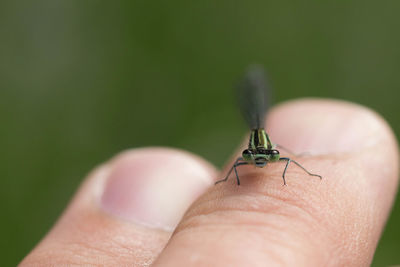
[
  {"x1": 242, "y1": 129, "x2": 280, "y2": 164},
  {"x1": 248, "y1": 128, "x2": 272, "y2": 150}
]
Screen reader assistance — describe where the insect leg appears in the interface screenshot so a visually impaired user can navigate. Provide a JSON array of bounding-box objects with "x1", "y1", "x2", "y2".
[
  {"x1": 233, "y1": 162, "x2": 249, "y2": 185},
  {"x1": 275, "y1": 144, "x2": 310, "y2": 157},
  {"x1": 215, "y1": 157, "x2": 248, "y2": 185},
  {"x1": 279, "y1": 157, "x2": 322, "y2": 185},
  {"x1": 279, "y1": 157, "x2": 290, "y2": 185},
  {"x1": 290, "y1": 159, "x2": 322, "y2": 180}
]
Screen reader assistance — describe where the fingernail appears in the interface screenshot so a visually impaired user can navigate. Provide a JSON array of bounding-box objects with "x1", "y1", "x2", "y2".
[
  {"x1": 100, "y1": 148, "x2": 214, "y2": 231},
  {"x1": 267, "y1": 99, "x2": 385, "y2": 155}
]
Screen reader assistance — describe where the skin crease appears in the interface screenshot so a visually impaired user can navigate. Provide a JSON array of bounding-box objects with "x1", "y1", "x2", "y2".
[{"x1": 20, "y1": 99, "x2": 399, "y2": 267}]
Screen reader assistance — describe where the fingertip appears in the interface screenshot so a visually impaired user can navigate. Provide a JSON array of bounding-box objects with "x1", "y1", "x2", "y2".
[
  {"x1": 268, "y1": 98, "x2": 399, "y2": 216},
  {"x1": 101, "y1": 147, "x2": 216, "y2": 230},
  {"x1": 109, "y1": 147, "x2": 217, "y2": 180},
  {"x1": 21, "y1": 147, "x2": 217, "y2": 266},
  {"x1": 152, "y1": 99, "x2": 399, "y2": 267},
  {"x1": 267, "y1": 98, "x2": 398, "y2": 157}
]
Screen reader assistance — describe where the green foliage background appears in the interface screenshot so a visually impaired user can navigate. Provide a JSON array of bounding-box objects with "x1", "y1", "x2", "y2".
[{"x1": 0, "y1": 1, "x2": 399, "y2": 265}]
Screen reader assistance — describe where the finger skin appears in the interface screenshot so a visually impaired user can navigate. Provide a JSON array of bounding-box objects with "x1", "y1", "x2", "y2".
[
  {"x1": 20, "y1": 148, "x2": 216, "y2": 266},
  {"x1": 153, "y1": 99, "x2": 399, "y2": 267}
]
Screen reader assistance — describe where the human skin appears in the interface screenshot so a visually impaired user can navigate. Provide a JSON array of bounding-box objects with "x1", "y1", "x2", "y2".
[{"x1": 20, "y1": 99, "x2": 399, "y2": 266}]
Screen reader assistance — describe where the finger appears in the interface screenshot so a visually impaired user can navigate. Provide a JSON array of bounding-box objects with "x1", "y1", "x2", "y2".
[
  {"x1": 20, "y1": 148, "x2": 216, "y2": 266},
  {"x1": 153, "y1": 99, "x2": 399, "y2": 267}
]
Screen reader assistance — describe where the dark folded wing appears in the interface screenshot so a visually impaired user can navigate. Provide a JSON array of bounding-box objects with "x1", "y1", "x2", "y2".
[{"x1": 236, "y1": 65, "x2": 271, "y2": 129}]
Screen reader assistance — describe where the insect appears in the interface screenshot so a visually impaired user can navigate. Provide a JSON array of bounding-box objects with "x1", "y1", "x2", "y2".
[{"x1": 215, "y1": 66, "x2": 322, "y2": 186}]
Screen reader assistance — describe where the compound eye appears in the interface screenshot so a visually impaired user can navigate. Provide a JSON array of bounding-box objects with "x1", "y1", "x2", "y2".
[
  {"x1": 242, "y1": 149, "x2": 255, "y2": 160},
  {"x1": 271, "y1": 149, "x2": 279, "y2": 155},
  {"x1": 242, "y1": 149, "x2": 253, "y2": 156}
]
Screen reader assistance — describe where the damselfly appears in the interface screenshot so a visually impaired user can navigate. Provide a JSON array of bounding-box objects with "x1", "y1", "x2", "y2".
[{"x1": 215, "y1": 66, "x2": 322, "y2": 186}]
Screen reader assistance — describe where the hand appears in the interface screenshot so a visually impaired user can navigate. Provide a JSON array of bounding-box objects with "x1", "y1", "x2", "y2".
[{"x1": 20, "y1": 99, "x2": 398, "y2": 266}]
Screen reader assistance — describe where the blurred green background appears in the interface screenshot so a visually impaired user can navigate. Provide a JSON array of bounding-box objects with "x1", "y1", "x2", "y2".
[{"x1": 0, "y1": 1, "x2": 399, "y2": 265}]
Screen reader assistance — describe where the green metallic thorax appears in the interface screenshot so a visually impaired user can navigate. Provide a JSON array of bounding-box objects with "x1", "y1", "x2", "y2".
[
  {"x1": 248, "y1": 128, "x2": 273, "y2": 150},
  {"x1": 243, "y1": 128, "x2": 280, "y2": 165}
]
